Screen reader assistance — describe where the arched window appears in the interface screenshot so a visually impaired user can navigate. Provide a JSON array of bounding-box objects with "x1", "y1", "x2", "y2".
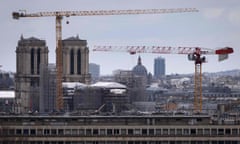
[
  {"x1": 77, "y1": 49, "x2": 81, "y2": 74},
  {"x1": 70, "y1": 49, "x2": 74, "y2": 75},
  {"x1": 37, "y1": 48, "x2": 41, "y2": 74},
  {"x1": 31, "y1": 48, "x2": 35, "y2": 74}
]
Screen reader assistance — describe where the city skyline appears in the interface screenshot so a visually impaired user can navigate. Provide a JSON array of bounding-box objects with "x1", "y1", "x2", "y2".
[{"x1": 0, "y1": 0, "x2": 239, "y2": 75}]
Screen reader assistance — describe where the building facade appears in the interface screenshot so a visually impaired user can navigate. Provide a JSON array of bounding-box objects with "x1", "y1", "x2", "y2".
[
  {"x1": 15, "y1": 35, "x2": 91, "y2": 113},
  {"x1": 154, "y1": 57, "x2": 165, "y2": 78},
  {"x1": 62, "y1": 36, "x2": 91, "y2": 84},
  {"x1": 15, "y1": 36, "x2": 48, "y2": 113},
  {"x1": 0, "y1": 115, "x2": 240, "y2": 143}
]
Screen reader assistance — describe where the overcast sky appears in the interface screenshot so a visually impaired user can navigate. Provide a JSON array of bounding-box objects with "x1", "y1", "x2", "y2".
[{"x1": 0, "y1": 0, "x2": 239, "y2": 75}]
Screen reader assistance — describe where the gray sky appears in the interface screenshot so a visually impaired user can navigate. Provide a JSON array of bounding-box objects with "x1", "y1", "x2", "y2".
[{"x1": 0, "y1": 0, "x2": 239, "y2": 75}]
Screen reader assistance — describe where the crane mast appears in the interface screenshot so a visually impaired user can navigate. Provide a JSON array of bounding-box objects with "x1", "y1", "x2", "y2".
[
  {"x1": 12, "y1": 8, "x2": 198, "y2": 112},
  {"x1": 93, "y1": 45, "x2": 234, "y2": 112},
  {"x1": 55, "y1": 16, "x2": 64, "y2": 110}
]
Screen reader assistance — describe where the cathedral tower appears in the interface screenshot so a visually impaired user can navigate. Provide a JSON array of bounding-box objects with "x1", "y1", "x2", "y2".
[
  {"x1": 62, "y1": 36, "x2": 91, "y2": 83},
  {"x1": 15, "y1": 35, "x2": 48, "y2": 113}
]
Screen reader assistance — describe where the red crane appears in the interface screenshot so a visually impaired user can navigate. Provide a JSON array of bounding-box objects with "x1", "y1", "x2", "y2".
[
  {"x1": 93, "y1": 45, "x2": 234, "y2": 112},
  {"x1": 12, "y1": 8, "x2": 198, "y2": 111}
]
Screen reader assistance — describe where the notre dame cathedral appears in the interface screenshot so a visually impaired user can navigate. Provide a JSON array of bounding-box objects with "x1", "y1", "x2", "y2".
[{"x1": 15, "y1": 35, "x2": 91, "y2": 113}]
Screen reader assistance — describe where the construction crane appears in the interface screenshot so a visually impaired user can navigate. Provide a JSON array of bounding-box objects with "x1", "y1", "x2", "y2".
[
  {"x1": 93, "y1": 45, "x2": 234, "y2": 112},
  {"x1": 12, "y1": 8, "x2": 198, "y2": 111}
]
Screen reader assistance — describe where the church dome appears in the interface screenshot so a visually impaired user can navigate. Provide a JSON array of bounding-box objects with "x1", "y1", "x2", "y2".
[{"x1": 132, "y1": 56, "x2": 147, "y2": 77}]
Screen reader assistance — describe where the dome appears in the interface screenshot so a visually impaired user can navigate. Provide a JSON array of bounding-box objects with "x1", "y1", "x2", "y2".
[{"x1": 132, "y1": 56, "x2": 147, "y2": 77}]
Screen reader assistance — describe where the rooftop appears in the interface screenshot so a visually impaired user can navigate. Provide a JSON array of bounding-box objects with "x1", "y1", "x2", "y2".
[{"x1": 0, "y1": 91, "x2": 15, "y2": 98}]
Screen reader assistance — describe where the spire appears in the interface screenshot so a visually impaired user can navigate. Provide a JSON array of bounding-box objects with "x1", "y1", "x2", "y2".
[{"x1": 137, "y1": 56, "x2": 142, "y2": 65}]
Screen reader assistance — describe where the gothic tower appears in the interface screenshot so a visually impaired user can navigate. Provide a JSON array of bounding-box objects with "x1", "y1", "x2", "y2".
[
  {"x1": 62, "y1": 36, "x2": 91, "y2": 84},
  {"x1": 15, "y1": 35, "x2": 48, "y2": 113}
]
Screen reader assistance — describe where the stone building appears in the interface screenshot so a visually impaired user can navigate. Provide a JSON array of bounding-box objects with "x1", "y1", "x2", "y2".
[
  {"x1": 15, "y1": 35, "x2": 91, "y2": 113},
  {"x1": 132, "y1": 56, "x2": 148, "y2": 101},
  {"x1": 15, "y1": 36, "x2": 48, "y2": 113},
  {"x1": 62, "y1": 36, "x2": 91, "y2": 84}
]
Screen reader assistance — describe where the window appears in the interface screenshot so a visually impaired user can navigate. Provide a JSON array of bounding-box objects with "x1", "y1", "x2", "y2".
[
  {"x1": 70, "y1": 49, "x2": 74, "y2": 75},
  {"x1": 2, "y1": 129, "x2": 8, "y2": 135},
  {"x1": 218, "y1": 129, "x2": 224, "y2": 135},
  {"x1": 23, "y1": 129, "x2": 29, "y2": 135},
  {"x1": 204, "y1": 129, "x2": 210, "y2": 135},
  {"x1": 51, "y1": 129, "x2": 57, "y2": 135},
  {"x1": 149, "y1": 129, "x2": 154, "y2": 135},
  {"x1": 190, "y1": 129, "x2": 196, "y2": 135},
  {"x1": 142, "y1": 129, "x2": 147, "y2": 135},
  {"x1": 100, "y1": 129, "x2": 105, "y2": 135},
  {"x1": 121, "y1": 129, "x2": 126, "y2": 135},
  {"x1": 31, "y1": 48, "x2": 35, "y2": 74},
  {"x1": 183, "y1": 129, "x2": 189, "y2": 135},
  {"x1": 107, "y1": 129, "x2": 112, "y2": 135},
  {"x1": 225, "y1": 129, "x2": 231, "y2": 135},
  {"x1": 128, "y1": 129, "x2": 133, "y2": 135},
  {"x1": 211, "y1": 129, "x2": 217, "y2": 135},
  {"x1": 37, "y1": 129, "x2": 42, "y2": 135},
  {"x1": 163, "y1": 129, "x2": 168, "y2": 135},
  {"x1": 79, "y1": 129, "x2": 85, "y2": 135},
  {"x1": 232, "y1": 129, "x2": 238, "y2": 135},
  {"x1": 170, "y1": 129, "x2": 175, "y2": 135},
  {"x1": 44, "y1": 129, "x2": 50, "y2": 135},
  {"x1": 176, "y1": 129, "x2": 182, "y2": 135},
  {"x1": 197, "y1": 129, "x2": 203, "y2": 135},
  {"x1": 93, "y1": 129, "x2": 98, "y2": 135},
  {"x1": 77, "y1": 49, "x2": 81, "y2": 74},
  {"x1": 72, "y1": 129, "x2": 78, "y2": 135},
  {"x1": 58, "y1": 129, "x2": 64, "y2": 135},
  {"x1": 156, "y1": 129, "x2": 161, "y2": 135},
  {"x1": 65, "y1": 129, "x2": 71, "y2": 135},
  {"x1": 30, "y1": 129, "x2": 36, "y2": 135},
  {"x1": 114, "y1": 129, "x2": 119, "y2": 135},
  {"x1": 134, "y1": 129, "x2": 141, "y2": 135},
  {"x1": 37, "y1": 48, "x2": 41, "y2": 74},
  {"x1": 9, "y1": 129, "x2": 15, "y2": 135},
  {"x1": 86, "y1": 129, "x2": 92, "y2": 135}
]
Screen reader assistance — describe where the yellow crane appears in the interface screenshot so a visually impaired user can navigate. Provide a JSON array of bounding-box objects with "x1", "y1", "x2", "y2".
[{"x1": 12, "y1": 8, "x2": 198, "y2": 111}]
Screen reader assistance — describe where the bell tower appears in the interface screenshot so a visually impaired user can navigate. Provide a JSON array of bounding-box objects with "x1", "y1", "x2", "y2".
[{"x1": 15, "y1": 35, "x2": 48, "y2": 113}]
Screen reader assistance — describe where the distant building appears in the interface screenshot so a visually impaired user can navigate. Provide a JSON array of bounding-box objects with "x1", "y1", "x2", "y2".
[
  {"x1": 73, "y1": 85, "x2": 102, "y2": 113},
  {"x1": 91, "y1": 82, "x2": 130, "y2": 113},
  {"x1": 89, "y1": 63, "x2": 100, "y2": 79},
  {"x1": 132, "y1": 56, "x2": 148, "y2": 101},
  {"x1": 0, "y1": 91, "x2": 14, "y2": 113},
  {"x1": 132, "y1": 56, "x2": 148, "y2": 78},
  {"x1": 0, "y1": 73, "x2": 14, "y2": 90},
  {"x1": 62, "y1": 81, "x2": 130, "y2": 114},
  {"x1": 154, "y1": 57, "x2": 165, "y2": 78}
]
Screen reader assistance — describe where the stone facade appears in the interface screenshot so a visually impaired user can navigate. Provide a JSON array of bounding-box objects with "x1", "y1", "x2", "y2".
[
  {"x1": 15, "y1": 35, "x2": 48, "y2": 113},
  {"x1": 62, "y1": 36, "x2": 91, "y2": 84},
  {"x1": 15, "y1": 35, "x2": 91, "y2": 113}
]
